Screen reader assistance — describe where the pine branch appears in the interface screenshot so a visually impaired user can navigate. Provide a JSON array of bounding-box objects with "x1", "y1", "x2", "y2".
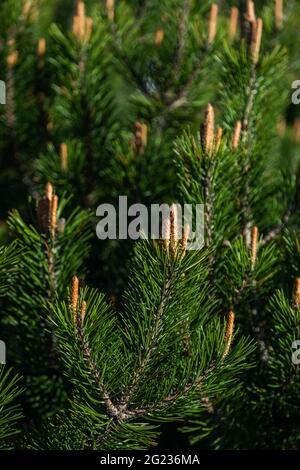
[
  {"x1": 4, "y1": 185, "x2": 92, "y2": 417},
  {"x1": 0, "y1": 366, "x2": 23, "y2": 450},
  {"x1": 170, "y1": 0, "x2": 191, "y2": 80},
  {"x1": 47, "y1": 229, "x2": 252, "y2": 450},
  {"x1": 118, "y1": 271, "x2": 175, "y2": 409},
  {"x1": 262, "y1": 188, "x2": 299, "y2": 246}
]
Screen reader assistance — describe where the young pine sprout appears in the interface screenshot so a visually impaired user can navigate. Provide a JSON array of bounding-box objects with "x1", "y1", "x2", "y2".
[
  {"x1": 293, "y1": 278, "x2": 300, "y2": 310},
  {"x1": 223, "y1": 311, "x2": 235, "y2": 359},
  {"x1": 208, "y1": 4, "x2": 218, "y2": 44},
  {"x1": 229, "y1": 7, "x2": 239, "y2": 39},
  {"x1": 251, "y1": 226, "x2": 259, "y2": 269}
]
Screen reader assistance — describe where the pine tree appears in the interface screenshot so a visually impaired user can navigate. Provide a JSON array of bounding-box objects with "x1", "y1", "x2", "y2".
[
  {"x1": 176, "y1": 0, "x2": 300, "y2": 449},
  {"x1": 0, "y1": 0, "x2": 300, "y2": 451},
  {"x1": 2, "y1": 183, "x2": 92, "y2": 420},
  {"x1": 30, "y1": 212, "x2": 253, "y2": 449},
  {"x1": 0, "y1": 245, "x2": 22, "y2": 450}
]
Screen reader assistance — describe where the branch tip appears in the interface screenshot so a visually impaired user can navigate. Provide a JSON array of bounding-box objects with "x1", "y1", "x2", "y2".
[
  {"x1": 71, "y1": 276, "x2": 79, "y2": 323},
  {"x1": 181, "y1": 223, "x2": 190, "y2": 257},
  {"x1": 106, "y1": 0, "x2": 115, "y2": 22},
  {"x1": 50, "y1": 195, "x2": 58, "y2": 236},
  {"x1": 229, "y1": 7, "x2": 239, "y2": 39},
  {"x1": 208, "y1": 4, "x2": 218, "y2": 44},
  {"x1": 251, "y1": 18, "x2": 263, "y2": 64},
  {"x1": 201, "y1": 103, "x2": 215, "y2": 153},
  {"x1": 246, "y1": 0, "x2": 256, "y2": 23},
  {"x1": 37, "y1": 38, "x2": 46, "y2": 57},
  {"x1": 223, "y1": 310, "x2": 235, "y2": 358},
  {"x1": 81, "y1": 300, "x2": 87, "y2": 323},
  {"x1": 60, "y1": 143, "x2": 68, "y2": 172},
  {"x1": 45, "y1": 182, "x2": 53, "y2": 202},
  {"x1": 170, "y1": 204, "x2": 179, "y2": 256},
  {"x1": 275, "y1": 0, "x2": 283, "y2": 31},
  {"x1": 215, "y1": 127, "x2": 223, "y2": 153},
  {"x1": 155, "y1": 29, "x2": 164, "y2": 46},
  {"x1": 293, "y1": 278, "x2": 300, "y2": 309},
  {"x1": 232, "y1": 121, "x2": 242, "y2": 150},
  {"x1": 73, "y1": 1, "x2": 93, "y2": 41},
  {"x1": 251, "y1": 226, "x2": 258, "y2": 268}
]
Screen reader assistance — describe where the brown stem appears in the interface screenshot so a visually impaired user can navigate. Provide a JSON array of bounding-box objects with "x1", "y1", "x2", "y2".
[
  {"x1": 164, "y1": 43, "x2": 210, "y2": 111},
  {"x1": 76, "y1": 323, "x2": 122, "y2": 421},
  {"x1": 203, "y1": 165, "x2": 214, "y2": 249},
  {"x1": 118, "y1": 360, "x2": 217, "y2": 420},
  {"x1": 172, "y1": 0, "x2": 191, "y2": 78},
  {"x1": 242, "y1": 63, "x2": 256, "y2": 134},
  {"x1": 238, "y1": 63, "x2": 257, "y2": 236},
  {"x1": 261, "y1": 198, "x2": 296, "y2": 246},
  {"x1": 118, "y1": 273, "x2": 174, "y2": 410}
]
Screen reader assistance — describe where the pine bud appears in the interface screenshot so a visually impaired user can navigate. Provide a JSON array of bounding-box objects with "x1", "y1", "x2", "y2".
[
  {"x1": 7, "y1": 51, "x2": 18, "y2": 68},
  {"x1": 141, "y1": 123, "x2": 148, "y2": 148},
  {"x1": 106, "y1": 0, "x2": 115, "y2": 22},
  {"x1": 164, "y1": 208, "x2": 190, "y2": 258},
  {"x1": 223, "y1": 310, "x2": 235, "y2": 358},
  {"x1": 170, "y1": 204, "x2": 179, "y2": 256},
  {"x1": 78, "y1": 1, "x2": 86, "y2": 38},
  {"x1": 243, "y1": 1, "x2": 256, "y2": 46},
  {"x1": 38, "y1": 183, "x2": 59, "y2": 236},
  {"x1": 37, "y1": 183, "x2": 51, "y2": 232},
  {"x1": 51, "y1": 195, "x2": 58, "y2": 237},
  {"x1": 214, "y1": 127, "x2": 223, "y2": 153},
  {"x1": 60, "y1": 143, "x2": 68, "y2": 172},
  {"x1": 155, "y1": 29, "x2": 164, "y2": 46},
  {"x1": 73, "y1": 16, "x2": 80, "y2": 37},
  {"x1": 37, "y1": 38, "x2": 46, "y2": 72},
  {"x1": 208, "y1": 4, "x2": 218, "y2": 44},
  {"x1": 85, "y1": 17, "x2": 93, "y2": 40},
  {"x1": 23, "y1": 0, "x2": 38, "y2": 20},
  {"x1": 133, "y1": 122, "x2": 147, "y2": 155},
  {"x1": 71, "y1": 276, "x2": 79, "y2": 322},
  {"x1": 293, "y1": 278, "x2": 300, "y2": 309},
  {"x1": 275, "y1": 0, "x2": 283, "y2": 31},
  {"x1": 163, "y1": 215, "x2": 171, "y2": 250},
  {"x1": 46, "y1": 182, "x2": 53, "y2": 202},
  {"x1": 246, "y1": 0, "x2": 256, "y2": 23},
  {"x1": 23, "y1": 1, "x2": 32, "y2": 18},
  {"x1": 201, "y1": 104, "x2": 215, "y2": 153},
  {"x1": 80, "y1": 300, "x2": 87, "y2": 323},
  {"x1": 73, "y1": 1, "x2": 92, "y2": 41},
  {"x1": 181, "y1": 224, "x2": 190, "y2": 257},
  {"x1": 251, "y1": 226, "x2": 258, "y2": 268},
  {"x1": 37, "y1": 38, "x2": 46, "y2": 58},
  {"x1": 229, "y1": 7, "x2": 239, "y2": 39},
  {"x1": 78, "y1": 1, "x2": 85, "y2": 20},
  {"x1": 232, "y1": 121, "x2": 242, "y2": 150},
  {"x1": 251, "y1": 18, "x2": 263, "y2": 64}
]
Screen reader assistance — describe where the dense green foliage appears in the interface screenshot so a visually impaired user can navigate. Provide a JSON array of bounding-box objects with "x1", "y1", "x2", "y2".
[
  {"x1": 0, "y1": 0, "x2": 300, "y2": 450},
  {"x1": 0, "y1": 246, "x2": 22, "y2": 449}
]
